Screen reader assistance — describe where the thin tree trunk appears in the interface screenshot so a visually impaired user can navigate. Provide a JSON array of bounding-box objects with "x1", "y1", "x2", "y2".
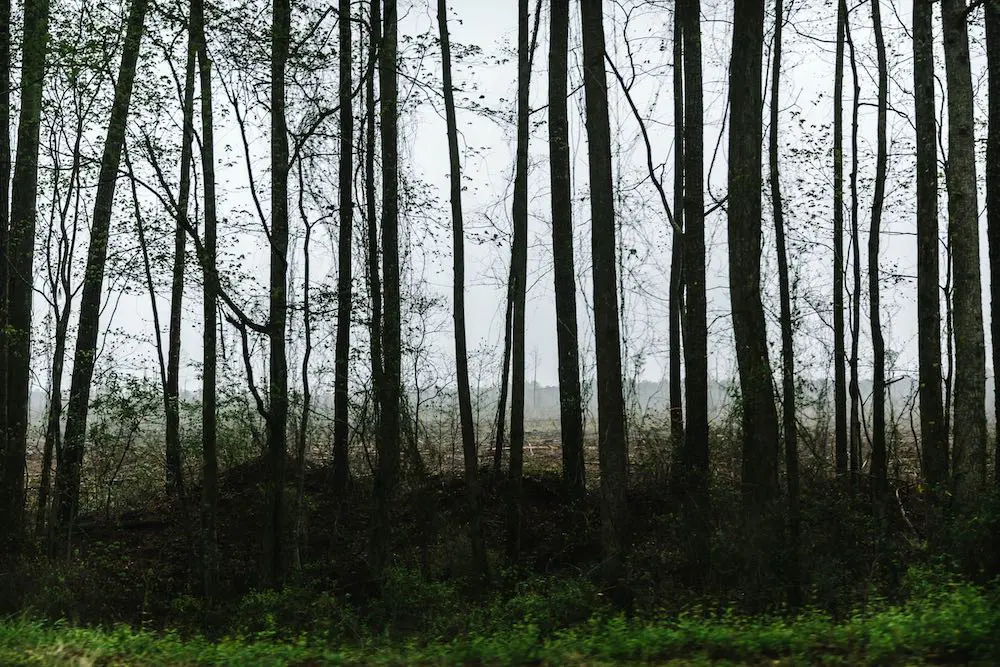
[
  {"x1": 332, "y1": 0, "x2": 354, "y2": 504},
  {"x1": 191, "y1": 0, "x2": 219, "y2": 601},
  {"x1": 493, "y1": 287, "x2": 513, "y2": 474},
  {"x1": 669, "y1": 6, "x2": 684, "y2": 451},
  {"x1": 36, "y1": 112, "x2": 85, "y2": 535},
  {"x1": 869, "y1": 0, "x2": 888, "y2": 496},
  {"x1": 373, "y1": 0, "x2": 402, "y2": 577},
  {"x1": 548, "y1": 0, "x2": 585, "y2": 496},
  {"x1": 580, "y1": 0, "x2": 629, "y2": 597},
  {"x1": 769, "y1": 0, "x2": 800, "y2": 609},
  {"x1": 942, "y1": 0, "x2": 987, "y2": 501},
  {"x1": 437, "y1": 0, "x2": 487, "y2": 579},
  {"x1": 506, "y1": 0, "x2": 530, "y2": 563},
  {"x1": 833, "y1": 0, "x2": 848, "y2": 477},
  {"x1": 165, "y1": 16, "x2": 198, "y2": 499},
  {"x1": 987, "y1": 0, "x2": 1000, "y2": 488},
  {"x1": 0, "y1": 0, "x2": 52, "y2": 554},
  {"x1": 360, "y1": 0, "x2": 382, "y2": 495},
  {"x1": 846, "y1": 9, "x2": 862, "y2": 483},
  {"x1": 266, "y1": 0, "x2": 291, "y2": 587},
  {"x1": 55, "y1": 0, "x2": 149, "y2": 537},
  {"x1": 293, "y1": 162, "x2": 314, "y2": 573}
]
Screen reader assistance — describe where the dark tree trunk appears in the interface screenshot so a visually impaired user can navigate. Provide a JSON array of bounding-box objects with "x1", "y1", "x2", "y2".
[
  {"x1": 438, "y1": 0, "x2": 488, "y2": 578},
  {"x1": 266, "y1": 0, "x2": 291, "y2": 587},
  {"x1": 846, "y1": 11, "x2": 862, "y2": 483},
  {"x1": 165, "y1": 12, "x2": 198, "y2": 499},
  {"x1": 373, "y1": 0, "x2": 402, "y2": 577},
  {"x1": 55, "y1": 0, "x2": 149, "y2": 536},
  {"x1": 506, "y1": 0, "x2": 530, "y2": 563},
  {"x1": 987, "y1": 0, "x2": 1000, "y2": 488},
  {"x1": 548, "y1": 0, "x2": 585, "y2": 497},
  {"x1": 191, "y1": 0, "x2": 219, "y2": 601},
  {"x1": 942, "y1": 0, "x2": 987, "y2": 500},
  {"x1": 869, "y1": 0, "x2": 888, "y2": 496},
  {"x1": 0, "y1": 0, "x2": 52, "y2": 554},
  {"x1": 769, "y1": 0, "x2": 800, "y2": 609},
  {"x1": 674, "y1": 0, "x2": 708, "y2": 510},
  {"x1": 493, "y1": 289, "x2": 513, "y2": 474},
  {"x1": 359, "y1": 0, "x2": 382, "y2": 495},
  {"x1": 669, "y1": 6, "x2": 684, "y2": 450},
  {"x1": 333, "y1": 0, "x2": 354, "y2": 504},
  {"x1": 580, "y1": 0, "x2": 629, "y2": 594},
  {"x1": 833, "y1": 0, "x2": 848, "y2": 477},
  {"x1": 728, "y1": 0, "x2": 779, "y2": 513}
]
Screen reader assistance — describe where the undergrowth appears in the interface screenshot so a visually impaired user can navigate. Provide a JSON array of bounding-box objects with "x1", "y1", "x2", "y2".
[{"x1": 1, "y1": 566, "x2": 998, "y2": 665}]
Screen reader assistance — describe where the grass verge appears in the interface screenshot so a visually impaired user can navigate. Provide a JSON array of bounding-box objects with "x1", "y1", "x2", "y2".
[{"x1": 2, "y1": 577, "x2": 997, "y2": 665}]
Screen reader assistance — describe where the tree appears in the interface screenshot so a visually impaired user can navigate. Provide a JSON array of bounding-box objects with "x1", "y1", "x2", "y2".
[
  {"x1": 833, "y1": 0, "x2": 848, "y2": 477},
  {"x1": 373, "y1": 0, "x2": 402, "y2": 576},
  {"x1": 265, "y1": 0, "x2": 291, "y2": 587},
  {"x1": 438, "y1": 0, "x2": 487, "y2": 578},
  {"x1": 674, "y1": 0, "x2": 708, "y2": 513},
  {"x1": 914, "y1": 0, "x2": 945, "y2": 488},
  {"x1": 0, "y1": 0, "x2": 52, "y2": 553},
  {"x1": 332, "y1": 0, "x2": 353, "y2": 509},
  {"x1": 164, "y1": 5, "x2": 199, "y2": 500},
  {"x1": 728, "y1": 0, "x2": 779, "y2": 513},
  {"x1": 191, "y1": 0, "x2": 220, "y2": 600},
  {"x1": 942, "y1": 0, "x2": 987, "y2": 500},
  {"x1": 54, "y1": 0, "x2": 149, "y2": 536},
  {"x1": 548, "y1": 0, "x2": 585, "y2": 496},
  {"x1": 357, "y1": 0, "x2": 381, "y2": 496},
  {"x1": 580, "y1": 0, "x2": 629, "y2": 594},
  {"x1": 985, "y1": 0, "x2": 1000, "y2": 488},
  {"x1": 769, "y1": 0, "x2": 800, "y2": 608},
  {"x1": 507, "y1": 0, "x2": 530, "y2": 562},
  {"x1": 669, "y1": 4, "x2": 684, "y2": 452},
  {"x1": 846, "y1": 7, "x2": 862, "y2": 481},
  {"x1": 869, "y1": 0, "x2": 888, "y2": 495}
]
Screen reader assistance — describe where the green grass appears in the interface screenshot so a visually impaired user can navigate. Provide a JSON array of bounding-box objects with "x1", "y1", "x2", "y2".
[{"x1": 2, "y1": 577, "x2": 998, "y2": 665}]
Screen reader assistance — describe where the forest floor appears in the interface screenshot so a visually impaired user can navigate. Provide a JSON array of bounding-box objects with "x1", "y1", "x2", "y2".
[{"x1": 2, "y1": 450, "x2": 1000, "y2": 664}]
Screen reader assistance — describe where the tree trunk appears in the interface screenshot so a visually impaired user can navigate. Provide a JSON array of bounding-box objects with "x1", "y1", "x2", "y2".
[
  {"x1": 914, "y1": 0, "x2": 945, "y2": 487},
  {"x1": 846, "y1": 10, "x2": 862, "y2": 483},
  {"x1": 0, "y1": 0, "x2": 10, "y2": 504},
  {"x1": 769, "y1": 0, "x2": 800, "y2": 609},
  {"x1": 438, "y1": 0, "x2": 488, "y2": 579},
  {"x1": 359, "y1": 0, "x2": 382, "y2": 495},
  {"x1": 869, "y1": 0, "x2": 888, "y2": 496},
  {"x1": 548, "y1": 0, "x2": 585, "y2": 497},
  {"x1": 833, "y1": 0, "x2": 848, "y2": 477},
  {"x1": 266, "y1": 0, "x2": 291, "y2": 587},
  {"x1": 191, "y1": 0, "x2": 219, "y2": 601},
  {"x1": 333, "y1": 0, "x2": 354, "y2": 505},
  {"x1": 55, "y1": 0, "x2": 149, "y2": 536},
  {"x1": 728, "y1": 0, "x2": 779, "y2": 513},
  {"x1": 674, "y1": 0, "x2": 708, "y2": 511},
  {"x1": 36, "y1": 107, "x2": 85, "y2": 536},
  {"x1": 669, "y1": 6, "x2": 684, "y2": 451},
  {"x1": 580, "y1": 0, "x2": 629, "y2": 595},
  {"x1": 493, "y1": 287, "x2": 513, "y2": 474},
  {"x1": 165, "y1": 13, "x2": 198, "y2": 500},
  {"x1": 373, "y1": 0, "x2": 402, "y2": 577},
  {"x1": 0, "y1": 0, "x2": 52, "y2": 554},
  {"x1": 987, "y1": 0, "x2": 1000, "y2": 488},
  {"x1": 506, "y1": 0, "x2": 530, "y2": 563},
  {"x1": 942, "y1": 0, "x2": 987, "y2": 500}
]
